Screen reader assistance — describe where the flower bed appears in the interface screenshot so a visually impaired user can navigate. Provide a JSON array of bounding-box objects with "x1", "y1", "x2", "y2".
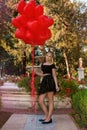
[{"x1": 61, "y1": 77, "x2": 79, "y2": 97}]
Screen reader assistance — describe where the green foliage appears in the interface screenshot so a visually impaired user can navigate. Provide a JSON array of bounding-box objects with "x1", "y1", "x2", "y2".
[
  {"x1": 0, "y1": 46, "x2": 10, "y2": 60},
  {"x1": 61, "y1": 78, "x2": 79, "y2": 90},
  {"x1": 34, "y1": 76, "x2": 41, "y2": 94},
  {"x1": 18, "y1": 77, "x2": 31, "y2": 92},
  {"x1": 1, "y1": 0, "x2": 87, "y2": 78},
  {"x1": 72, "y1": 90, "x2": 87, "y2": 127},
  {"x1": 17, "y1": 76, "x2": 41, "y2": 93},
  {"x1": 60, "y1": 77, "x2": 79, "y2": 96}
]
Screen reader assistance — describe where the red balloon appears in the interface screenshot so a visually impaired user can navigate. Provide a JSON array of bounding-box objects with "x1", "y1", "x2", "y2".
[
  {"x1": 12, "y1": 0, "x2": 54, "y2": 46},
  {"x1": 23, "y1": 0, "x2": 36, "y2": 19},
  {"x1": 45, "y1": 29, "x2": 51, "y2": 39},
  {"x1": 23, "y1": 38, "x2": 33, "y2": 45},
  {"x1": 37, "y1": 40, "x2": 45, "y2": 45},
  {"x1": 35, "y1": 5, "x2": 44, "y2": 19},
  {"x1": 17, "y1": 0, "x2": 26, "y2": 14},
  {"x1": 39, "y1": 29, "x2": 51, "y2": 41},
  {"x1": 15, "y1": 28, "x2": 26, "y2": 40},
  {"x1": 12, "y1": 18, "x2": 21, "y2": 28},
  {"x1": 38, "y1": 15, "x2": 54, "y2": 28},
  {"x1": 13, "y1": 15, "x2": 28, "y2": 28},
  {"x1": 29, "y1": 0, "x2": 36, "y2": 7},
  {"x1": 17, "y1": 15, "x2": 28, "y2": 28},
  {"x1": 46, "y1": 17, "x2": 54, "y2": 27},
  {"x1": 27, "y1": 20, "x2": 40, "y2": 34},
  {"x1": 33, "y1": 35, "x2": 45, "y2": 45},
  {"x1": 15, "y1": 29, "x2": 23, "y2": 39},
  {"x1": 36, "y1": 39, "x2": 45, "y2": 45},
  {"x1": 25, "y1": 31, "x2": 34, "y2": 42}
]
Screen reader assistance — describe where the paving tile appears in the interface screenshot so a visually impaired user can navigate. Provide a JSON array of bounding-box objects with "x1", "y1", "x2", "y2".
[
  {"x1": 54, "y1": 114, "x2": 78, "y2": 130},
  {"x1": 1, "y1": 126, "x2": 24, "y2": 130},
  {"x1": 1, "y1": 114, "x2": 78, "y2": 130},
  {"x1": 24, "y1": 115, "x2": 56, "y2": 130},
  {"x1": 1, "y1": 114, "x2": 28, "y2": 130}
]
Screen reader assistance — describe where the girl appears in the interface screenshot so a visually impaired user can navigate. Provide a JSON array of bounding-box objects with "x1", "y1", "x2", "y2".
[{"x1": 35, "y1": 51, "x2": 59, "y2": 124}]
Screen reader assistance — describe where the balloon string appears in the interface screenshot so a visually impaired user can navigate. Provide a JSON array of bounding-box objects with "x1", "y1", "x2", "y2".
[{"x1": 31, "y1": 45, "x2": 36, "y2": 113}]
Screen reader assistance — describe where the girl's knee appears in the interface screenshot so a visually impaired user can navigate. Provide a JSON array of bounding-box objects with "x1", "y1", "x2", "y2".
[
  {"x1": 38, "y1": 93, "x2": 47, "y2": 105},
  {"x1": 38, "y1": 97, "x2": 43, "y2": 105}
]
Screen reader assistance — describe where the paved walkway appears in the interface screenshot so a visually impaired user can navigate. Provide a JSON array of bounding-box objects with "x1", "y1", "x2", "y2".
[{"x1": 1, "y1": 114, "x2": 79, "y2": 130}]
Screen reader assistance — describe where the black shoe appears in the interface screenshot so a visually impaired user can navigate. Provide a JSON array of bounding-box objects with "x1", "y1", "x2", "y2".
[
  {"x1": 42, "y1": 119, "x2": 52, "y2": 124},
  {"x1": 39, "y1": 119, "x2": 45, "y2": 122}
]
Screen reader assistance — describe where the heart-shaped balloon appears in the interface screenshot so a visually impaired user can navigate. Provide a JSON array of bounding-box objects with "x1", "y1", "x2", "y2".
[{"x1": 12, "y1": 0, "x2": 54, "y2": 45}]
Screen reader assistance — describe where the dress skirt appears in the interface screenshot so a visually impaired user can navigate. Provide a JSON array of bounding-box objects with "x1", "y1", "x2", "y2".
[{"x1": 39, "y1": 75, "x2": 56, "y2": 95}]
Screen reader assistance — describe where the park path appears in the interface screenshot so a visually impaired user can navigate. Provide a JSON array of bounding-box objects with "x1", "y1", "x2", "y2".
[
  {"x1": 1, "y1": 113, "x2": 78, "y2": 130},
  {"x1": 0, "y1": 82, "x2": 79, "y2": 130}
]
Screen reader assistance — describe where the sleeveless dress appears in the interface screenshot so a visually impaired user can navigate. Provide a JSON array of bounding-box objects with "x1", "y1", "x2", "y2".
[{"x1": 39, "y1": 63, "x2": 56, "y2": 95}]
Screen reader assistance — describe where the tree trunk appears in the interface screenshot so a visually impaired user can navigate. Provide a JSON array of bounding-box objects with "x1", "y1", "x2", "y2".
[{"x1": 63, "y1": 52, "x2": 70, "y2": 78}]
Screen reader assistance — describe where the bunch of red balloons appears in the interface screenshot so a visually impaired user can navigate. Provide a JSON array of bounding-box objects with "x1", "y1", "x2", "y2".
[{"x1": 12, "y1": 0, "x2": 54, "y2": 46}]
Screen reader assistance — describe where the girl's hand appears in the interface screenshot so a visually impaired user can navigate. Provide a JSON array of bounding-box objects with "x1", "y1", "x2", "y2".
[
  {"x1": 56, "y1": 86, "x2": 60, "y2": 92},
  {"x1": 43, "y1": 73, "x2": 50, "y2": 76}
]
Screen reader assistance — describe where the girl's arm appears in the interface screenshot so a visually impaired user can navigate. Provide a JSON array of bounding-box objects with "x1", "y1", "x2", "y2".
[
  {"x1": 34, "y1": 68, "x2": 50, "y2": 77},
  {"x1": 52, "y1": 68, "x2": 59, "y2": 91}
]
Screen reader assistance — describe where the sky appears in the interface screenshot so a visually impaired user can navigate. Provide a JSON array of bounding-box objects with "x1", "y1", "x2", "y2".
[
  {"x1": 71, "y1": 0, "x2": 87, "y2": 4},
  {"x1": 76, "y1": 0, "x2": 87, "y2": 2}
]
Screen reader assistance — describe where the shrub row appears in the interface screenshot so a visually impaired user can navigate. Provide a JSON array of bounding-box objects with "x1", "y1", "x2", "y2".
[{"x1": 72, "y1": 89, "x2": 87, "y2": 127}]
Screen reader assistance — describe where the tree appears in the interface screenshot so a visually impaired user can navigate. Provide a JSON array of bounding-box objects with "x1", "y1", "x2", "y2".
[
  {"x1": 38, "y1": 0, "x2": 87, "y2": 76},
  {"x1": 0, "y1": 0, "x2": 87, "y2": 76}
]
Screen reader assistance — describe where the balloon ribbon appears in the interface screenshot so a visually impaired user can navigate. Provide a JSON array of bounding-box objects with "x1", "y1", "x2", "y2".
[{"x1": 31, "y1": 45, "x2": 36, "y2": 112}]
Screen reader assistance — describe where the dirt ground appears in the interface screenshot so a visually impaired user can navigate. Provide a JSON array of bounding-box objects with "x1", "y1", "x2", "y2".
[{"x1": 0, "y1": 111, "x2": 12, "y2": 129}]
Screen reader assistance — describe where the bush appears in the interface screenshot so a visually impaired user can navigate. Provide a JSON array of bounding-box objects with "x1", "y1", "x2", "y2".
[
  {"x1": 17, "y1": 76, "x2": 41, "y2": 93},
  {"x1": 60, "y1": 77, "x2": 79, "y2": 97},
  {"x1": 72, "y1": 89, "x2": 87, "y2": 127},
  {"x1": 61, "y1": 77, "x2": 79, "y2": 90},
  {"x1": 18, "y1": 77, "x2": 30, "y2": 92}
]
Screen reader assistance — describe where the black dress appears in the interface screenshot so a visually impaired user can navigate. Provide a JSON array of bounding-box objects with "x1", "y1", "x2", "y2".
[{"x1": 39, "y1": 63, "x2": 56, "y2": 95}]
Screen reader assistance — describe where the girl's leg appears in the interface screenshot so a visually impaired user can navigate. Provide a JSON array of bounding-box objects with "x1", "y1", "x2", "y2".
[
  {"x1": 46, "y1": 92, "x2": 54, "y2": 121},
  {"x1": 39, "y1": 93, "x2": 48, "y2": 119}
]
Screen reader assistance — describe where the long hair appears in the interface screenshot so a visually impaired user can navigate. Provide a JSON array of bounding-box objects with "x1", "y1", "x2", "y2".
[{"x1": 43, "y1": 51, "x2": 54, "y2": 63}]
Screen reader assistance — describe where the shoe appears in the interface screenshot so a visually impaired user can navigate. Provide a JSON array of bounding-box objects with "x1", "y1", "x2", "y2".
[
  {"x1": 39, "y1": 119, "x2": 45, "y2": 122},
  {"x1": 42, "y1": 119, "x2": 52, "y2": 124}
]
